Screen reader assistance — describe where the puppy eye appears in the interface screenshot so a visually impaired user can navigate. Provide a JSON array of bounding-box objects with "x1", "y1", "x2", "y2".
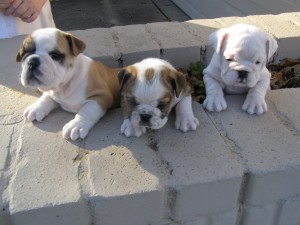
[
  {"x1": 157, "y1": 102, "x2": 168, "y2": 110},
  {"x1": 226, "y1": 58, "x2": 234, "y2": 62},
  {"x1": 49, "y1": 51, "x2": 65, "y2": 61},
  {"x1": 255, "y1": 61, "x2": 261, "y2": 65}
]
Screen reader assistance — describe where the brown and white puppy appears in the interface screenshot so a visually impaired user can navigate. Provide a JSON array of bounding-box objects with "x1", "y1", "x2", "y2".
[
  {"x1": 16, "y1": 28, "x2": 120, "y2": 140},
  {"x1": 119, "y1": 58, "x2": 199, "y2": 137}
]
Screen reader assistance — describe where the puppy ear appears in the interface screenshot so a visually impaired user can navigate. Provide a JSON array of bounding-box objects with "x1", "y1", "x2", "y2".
[
  {"x1": 162, "y1": 69, "x2": 189, "y2": 98},
  {"x1": 209, "y1": 28, "x2": 229, "y2": 53},
  {"x1": 16, "y1": 48, "x2": 23, "y2": 62},
  {"x1": 118, "y1": 69, "x2": 131, "y2": 90},
  {"x1": 64, "y1": 33, "x2": 86, "y2": 56},
  {"x1": 16, "y1": 35, "x2": 35, "y2": 62},
  {"x1": 118, "y1": 67, "x2": 137, "y2": 90},
  {"x1": 266, "y1": 35, "x2": 278, "y2": 61}
]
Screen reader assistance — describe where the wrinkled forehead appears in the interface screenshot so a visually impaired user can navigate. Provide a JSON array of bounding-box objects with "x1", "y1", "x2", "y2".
[
  {"x1": 30, "y1": 28, "x2": 69, "y2": 53},
  {"x1": 225, "y1": 34, "x2": 266, "y2": 60}
]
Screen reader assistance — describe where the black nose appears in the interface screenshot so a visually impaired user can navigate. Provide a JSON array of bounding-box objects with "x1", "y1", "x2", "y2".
[
  {"x1": 28, "y1": 58, "x2": 40, "y2": 71},
  {"x1": 238, "y1": 70, "x2": 248, "y2": 80},
  {"x1": 140, "y1": 114, "x2": 152, "y2": 123}
]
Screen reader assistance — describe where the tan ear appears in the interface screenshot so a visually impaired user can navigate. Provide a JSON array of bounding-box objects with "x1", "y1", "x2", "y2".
[
  {"x1": 64, "y1": 33, "x2": 86, "y2": 56},
  {"x1": 162, "y1": 69, "x2": 189, "y2": 98},
  {"x1": 16, "y1": 34, "x2": 35, "y2": 62},
  {"x1": 118, "y1": 66, "x2": 137, "y2": 90},
  {"x1": 16, "y1": 48, "x2": 23, "y2": 62}
]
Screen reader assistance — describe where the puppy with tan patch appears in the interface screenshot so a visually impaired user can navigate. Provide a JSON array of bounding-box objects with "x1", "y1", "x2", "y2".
[
  {"x1": 16, "y1": 28, "x2": 120, "y2": 140},
  {"x1": 119, "y1": 58, "x2": 199, "y2": 137}
]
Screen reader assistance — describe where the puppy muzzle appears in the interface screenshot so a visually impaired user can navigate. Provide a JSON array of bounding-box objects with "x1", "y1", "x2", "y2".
[{"x1": 131, "y1": 104, "x2": 168, "y2": 130}]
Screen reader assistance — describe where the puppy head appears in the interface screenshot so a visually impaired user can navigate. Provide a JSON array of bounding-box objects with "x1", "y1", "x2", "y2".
[
  {"x1": 16, "y1": 28, "x2": 86, "y2": 91},
  {"x1": 210, "y1": 24, "x2": 278, "y2": 88},
  {"x1": 119, "y1": 58, "x2": 189, "y2": 130}
]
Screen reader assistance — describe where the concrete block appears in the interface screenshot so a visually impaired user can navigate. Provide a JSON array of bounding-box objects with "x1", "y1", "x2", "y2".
[
  {"x1": 218, "y1": 16, "x2": 258, "y2": 28},
  {"x1": 0, "y1": 126, "x2": 13, "y2": 171},
  {"x1": 183, "y1": 19, "x2": 222, "y2": 45},
  {"x1": 209, "y1": 94, "x2": 300, "y2": 206},
  {"x1": 110, "y1": 24, "x2": 160, "y2": 66},
  {"x1": 70, "y1": 28, "x2": 119, "y2": 68},
  {"x1": 267, "y1": 89, "x2": 300, "y2": 134},
  {"x1": 70, "y1": 28, "x2": 116, "y2": 57},
  {"x1": 84, "y1": 109, "x2": 166, "y2": 225},
  {"x1": 211, "y1": 209, "x2": 238, "y2": 225},
  {"x1": 242, "y1": 204, "x2": 278, "y2": 225},
  {"x1": 9, "y1": 110, "x2": 90, "y2": 225},
  {"x1": 156, "y1": 102, "x2": 244, "y2": 220},
  {"x1": 249, "y1": 14, "x2": 300, "y2": 59},
  {"x1": 277, "y1": 198, "x2": 300, "y2": 225},
  {"x1": 146, "y1": 22, "x2": 201, "y2": 69},
  {"x1": 182, "y1": 209, "x2": 238, "y2": 225}
]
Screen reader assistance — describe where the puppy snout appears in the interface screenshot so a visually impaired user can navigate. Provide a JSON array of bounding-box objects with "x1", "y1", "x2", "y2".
[
  {"x1": 28, "y1": 58, "x2": 40, "y2": 71},
  {"x1": 140, "y1": 114, "x2": 152, "y2": 123},
  {"x1": 238, "y1": 70, "x2": 248, "y2": 80}
]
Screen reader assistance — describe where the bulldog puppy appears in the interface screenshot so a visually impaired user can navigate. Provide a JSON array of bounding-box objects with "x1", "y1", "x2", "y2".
[
  {"x1": 203, "y1": 24, "x2": 278, "y2": 115},
  {"x1": 118, "y1": 58, "x2": 199, "y2": 137},
  {"x1": 16, "y1": 28, "x2": 120, "y2": 140}
]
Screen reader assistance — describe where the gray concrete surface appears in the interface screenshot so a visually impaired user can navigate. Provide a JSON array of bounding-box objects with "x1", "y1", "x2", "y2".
[{"x1": 1, "y1": 13, "x2": 300, "y2": 225}]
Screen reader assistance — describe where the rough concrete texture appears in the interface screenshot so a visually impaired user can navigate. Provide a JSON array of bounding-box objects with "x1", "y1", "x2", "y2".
[{"x1": 1, "y1": 13, "x2": 300, "y2": 225}]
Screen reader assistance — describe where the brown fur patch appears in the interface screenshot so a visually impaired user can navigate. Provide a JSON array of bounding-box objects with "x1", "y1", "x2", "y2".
[
  {"x1": 157, "y1": 93, "x2": 173, "y2": 116},
  {"x1": 86, "y1": 61, "x2": 121, "y2": 110},
  {"x1": 145, "y1": 68, "x2": 155, "y2": 81},
  {"x1": 119, "y1": 66, "x2": 138, "y2": 118},
  {"x1": 161, "y1": 67, "x2": 191, "y2": 98},
  {"x1": 16, "y1": 35, "x2": 35, "y2": 62},
  {"x1": 56, "y1": 31, "x2": 86, "y2": 63}
]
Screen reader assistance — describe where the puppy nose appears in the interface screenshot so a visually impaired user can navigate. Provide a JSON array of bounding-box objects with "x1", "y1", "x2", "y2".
[
  {"x1": 140, "y1": 114, "x2": 152, "y2": 123},
  {"x1": 28, "y1": 58, "x2": 40, "y2": 71},
  {"x1": 238, "y1": 70, "x2": 248, "y2": 80}
]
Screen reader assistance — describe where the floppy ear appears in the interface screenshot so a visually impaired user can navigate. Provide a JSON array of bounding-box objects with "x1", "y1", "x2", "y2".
[
  {"x1": 209, "y1": 28, "x2": 229, "y2": 53},
  {"x1": 118, "y1": 68, "x2": 132, "y2": 90},
  {"x1": 162, "y1": 69, "x2": 188, "y2": 98},
  {"x1": 16, "y1": 48, "x2": 24, "y2": 62},
  {"x1": 64, "y1": 32, "x2": 86, "y2": 56},
  {"x1": 266, "y1": 34, "x2": 278, "y2": 62},
  {"x1": 16, "y1": 34, "x2": 35, "y2": 62}
]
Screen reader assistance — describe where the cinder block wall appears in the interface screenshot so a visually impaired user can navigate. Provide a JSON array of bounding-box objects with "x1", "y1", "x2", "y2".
[{"x1": 1, "y1": 13, "x2": 300, "y2": 225}]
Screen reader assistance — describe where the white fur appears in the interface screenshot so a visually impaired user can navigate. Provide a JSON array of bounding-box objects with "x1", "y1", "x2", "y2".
[
  {"x1": 203, "y1": 24, "x2": 278, "y2": 115},
  {"x1": 21, "y1": 28, "x2": 105, "y2": 140},
  {"x1": 121, "y1": 58, "x2": 199, "y2": 137}
]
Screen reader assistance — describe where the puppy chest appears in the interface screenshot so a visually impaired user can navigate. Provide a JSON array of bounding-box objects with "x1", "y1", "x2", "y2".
[{"x1": 50, "y1": 91, "x2": 87, "y2": 113}]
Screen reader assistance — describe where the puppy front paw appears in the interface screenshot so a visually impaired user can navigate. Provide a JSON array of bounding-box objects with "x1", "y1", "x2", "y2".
[
  {"x1": 175, "y1": 113, "x2": 199, "y2": 132},
  {"x1": 23, "y1": 104, "x2": 48, "y2": 122},
  {"x1": 121, "y1": 119, "x2": 146, "y2": 137},
  {"x1": 62, "y1": 118, "x2": 91, "y2": 141},
  {"x1": 203, "y1": 95, "x2": 227, "y2": 112},
  {"x1": 242, "y1": 95, "x2": 267, "y2": 115}
]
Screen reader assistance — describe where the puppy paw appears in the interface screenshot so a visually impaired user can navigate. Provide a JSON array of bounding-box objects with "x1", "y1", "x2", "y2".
[
  {"x1": 23, "y1": 104, "x2": 48, "y2": 122},
  {"x1": 242, "y1": 96, "x2": 267, "y2": 115},
  {"x1": 175, "y1": 114, "x2": 199, "y2": 132},
  {"x1": 62, "y1": 118, "x2": 91, "y2": 141},
  {"x1": 121, "y1": 119, "x2": 146, "y2": 137},
  {"x1": 203, "y1": 95, "x2": 227, "y2": 112}
]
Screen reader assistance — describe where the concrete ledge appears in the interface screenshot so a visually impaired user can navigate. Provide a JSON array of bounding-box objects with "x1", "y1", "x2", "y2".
[{"x1": 1, "y1": 13, "x2": 300, "y2": 225}]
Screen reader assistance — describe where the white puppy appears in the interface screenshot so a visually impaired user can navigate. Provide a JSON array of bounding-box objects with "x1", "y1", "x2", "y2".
[
  {"x1": 16, "y1": 28, "x2": 120, "y2": 140},
  {"x1": 203, "y1": 24, "x2": 278, "y2": 115},
  {"x1": 118, "y1": 58, "x2": 199, "y2": 137}
]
